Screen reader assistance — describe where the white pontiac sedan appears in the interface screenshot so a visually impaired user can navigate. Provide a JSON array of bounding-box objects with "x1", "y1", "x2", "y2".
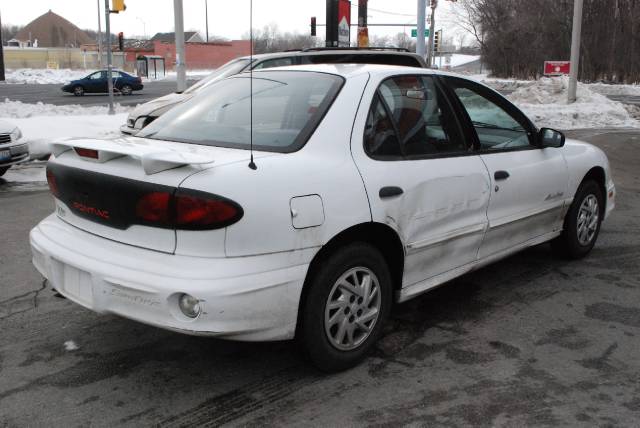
[{"x1": 31, "y1": 64, "x2": 615, "y2": 371}]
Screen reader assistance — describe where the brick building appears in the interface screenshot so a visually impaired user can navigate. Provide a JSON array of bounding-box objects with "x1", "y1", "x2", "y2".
[{"x1": 119, "y1": 33, "x2": 250, "y2": 70}]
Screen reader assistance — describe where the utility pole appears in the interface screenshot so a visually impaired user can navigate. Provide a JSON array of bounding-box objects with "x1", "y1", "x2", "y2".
[
  {"x1": 174, "y1": 0, "x2": 187, "y2": 92},
  {"x1": 416, "y1": 0, "x2": 426, "y2": 58},
  {"x1": 326, "y1": 0, "x2": 338, "y2": 47},
  {"x1": 104, "y1": 0, "x2": 115, "y2": 114},
  {"x1": 568, "y1": 0, "x2": 583, "y2": 103},
  {"x1": 205, "y1": 0, "x2": 209, "y2": 43},
  {"x1": 97, "y1": 0, "x2": 103, "y2": 68},
  {"x1": 357, "y1": 0, "x2": 368, "y2": 48},
  {"x1": 0, "y1": 10, "x2": 5, "y2": 82},
  {"x1": 426, "y1": 0, "x2": 437, "y2": 67}
]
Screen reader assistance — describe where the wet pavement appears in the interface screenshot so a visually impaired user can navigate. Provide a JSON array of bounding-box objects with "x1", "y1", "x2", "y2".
[{"x1": 0, "y1": 129, "x2": 639, "y2": 426}]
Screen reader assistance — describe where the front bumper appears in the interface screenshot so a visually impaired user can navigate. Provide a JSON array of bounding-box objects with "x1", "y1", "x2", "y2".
[
  {"x1": 0, "y1": 142, "x2": 29, "y2": 167},
  {"x1": 30, "y1": 214, "x2": 314, "y2": 341},
  {"x1": 605, "y1": 181, "x2": 615, "y2": 220}
]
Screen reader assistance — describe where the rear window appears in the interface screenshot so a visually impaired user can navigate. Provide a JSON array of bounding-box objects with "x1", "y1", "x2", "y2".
[
  {"x1": 301, "y1": 53, "x2": 423, "y2": 68},
  {"x1": 138, "y1": 71, "x2": 344, "y2": 153}
]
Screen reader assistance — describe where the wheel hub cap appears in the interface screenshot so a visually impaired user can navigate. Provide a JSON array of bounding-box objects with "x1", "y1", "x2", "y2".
[
  {"x1": 577, "y1": 194, "x2": 599, "y2": 246},
  {"x1": 324, "y1": 267, "x2": 381, "y2": 351}
]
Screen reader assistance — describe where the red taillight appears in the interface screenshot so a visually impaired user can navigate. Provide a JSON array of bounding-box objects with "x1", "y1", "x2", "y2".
[
  {"x1": 136, "y1": 192, "x2": 172, "y2": 223},
  {"x1": 46, "y1": 168, "x2": 59, "y2": 197},
  {"x1": 176, "y1": 194, "x2": 239, "y2": 226},
  {"x1": 135, "y1": 191, "x2": 242, "y2": 230},
  {"x1": 74, "y1": 147, "x2": 99, "y2": 159}
]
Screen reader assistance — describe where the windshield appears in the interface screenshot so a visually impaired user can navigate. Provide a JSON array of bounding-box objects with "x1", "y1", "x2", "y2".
[
  {"x1": 138, "y1": 71, "x2": 344, "y2": 152},
  {"x1": 183, "y1": 58, "x2": 251, "y2": 94}
]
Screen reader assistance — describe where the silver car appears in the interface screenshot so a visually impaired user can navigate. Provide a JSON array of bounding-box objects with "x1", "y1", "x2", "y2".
[
  {"x1": 121, "y1": 48, "x2": 427, "y2": 135},
  {"x1": 0, "y1": 120, "x2": 28, "y2": 177}
]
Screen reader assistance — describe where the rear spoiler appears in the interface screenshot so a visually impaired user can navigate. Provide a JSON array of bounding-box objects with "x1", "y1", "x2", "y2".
[{"x1": 51, "y1": 138, "x2": 216, "y2": 175}]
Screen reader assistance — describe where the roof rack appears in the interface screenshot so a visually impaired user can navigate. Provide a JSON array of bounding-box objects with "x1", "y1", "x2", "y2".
[{"x1": 301, "y1": 47, "x2": 410, "y2": 53}]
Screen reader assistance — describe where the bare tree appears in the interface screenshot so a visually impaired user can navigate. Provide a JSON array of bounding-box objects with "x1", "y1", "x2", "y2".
[{"x1": 454, "y1": 0, "x2": 640, "y2": 82}]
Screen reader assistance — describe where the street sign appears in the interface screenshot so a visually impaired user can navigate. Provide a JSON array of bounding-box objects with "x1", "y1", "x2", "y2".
[
  {"x1": 411, "y1": 28, "x2": 430, "y2": 38},
  {"x1": 338, "y1": 0, "x2": 351, "y2": 47},
  {"x1": 544, "y1": 61, "x2": 571, "y2": 76}
]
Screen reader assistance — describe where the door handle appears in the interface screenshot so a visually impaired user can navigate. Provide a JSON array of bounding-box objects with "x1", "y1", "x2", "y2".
[
  {"x1": 379, "y1": 186, "x2": 404, "y2": 199},
  {"x1": 494, "y1": 170, "x2": 510, "y2": 180}
]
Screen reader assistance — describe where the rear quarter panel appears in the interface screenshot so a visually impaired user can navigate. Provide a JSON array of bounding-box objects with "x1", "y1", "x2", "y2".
[{"x1": 176, "y1": 72, "x2": 373, "y2": 257}]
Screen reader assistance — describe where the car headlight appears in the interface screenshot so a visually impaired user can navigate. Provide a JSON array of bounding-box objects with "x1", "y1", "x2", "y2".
[{"x1": 10, "y1": 127, "x2": 22, "y2": 141}]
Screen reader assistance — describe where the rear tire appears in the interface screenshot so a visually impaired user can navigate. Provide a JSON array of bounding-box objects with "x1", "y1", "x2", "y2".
[
  {"x1": 552, "y1": 180, "x2": 604, "y2": 259},
  {"x1": 121, "y1": 85, "x2": 133, "y2": 96},
  {"x1": 298, "y1": 242, "x2": 392, "y2": 372},
  {"x1": 73, "y1": 85, "x2": 84, "y2": 96},
  {"x1": 0, "y1": 166, "x2": 9, "y2": 177}
]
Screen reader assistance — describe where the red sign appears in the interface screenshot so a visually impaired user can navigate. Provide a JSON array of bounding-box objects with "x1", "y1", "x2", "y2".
[
  {"x1": 544, "y1": 61, "x2": 571, "y2": 76},
  {"x1": 338, "y1": 0, "x2": 351, "y2": 47}
]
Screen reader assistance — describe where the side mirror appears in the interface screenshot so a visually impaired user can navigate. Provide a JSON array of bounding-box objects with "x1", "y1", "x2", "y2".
[{"x1": 538, "y1": 127, "x2": 565, "y2": 148}]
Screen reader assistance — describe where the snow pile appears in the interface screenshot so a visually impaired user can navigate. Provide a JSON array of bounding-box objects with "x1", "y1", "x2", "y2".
[
  {"x1": 0, "y1": 99, "x2": 131, "y2": 118},
  {"x1": 2, "y1": 162, "x2": 47, "y2": 184},
  {"x1": 587, "y1": 82, "x2": 640, "y2": 97},
  {"x1": 4, "y1": 68, "x2": 97, "y2": 85},
  {"x1": 448, "y1": 54, "x2": 480, "y2": 68},
  {"x1": 506, "y1": 76, "x2": 640, "y2": 129},
  {"x1": 0, "y1": 100, "x2": 130, "y2": 158}
]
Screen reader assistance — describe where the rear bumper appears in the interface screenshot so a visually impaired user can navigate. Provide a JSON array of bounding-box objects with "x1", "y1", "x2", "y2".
[{"x1": 30, "y1": 214, "x2": 314, "y2": 341}]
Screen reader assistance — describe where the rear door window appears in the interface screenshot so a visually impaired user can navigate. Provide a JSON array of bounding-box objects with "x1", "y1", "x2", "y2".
[{"x1": 369, "y1": 75, "x2": 467, "y2": 158}]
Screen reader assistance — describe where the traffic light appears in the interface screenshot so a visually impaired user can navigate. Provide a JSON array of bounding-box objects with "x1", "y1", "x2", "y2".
[
  {"x1": 118, "y1": 32, "x2": 124, "y2": 51},
  {"x1": 311, "y1": 17, "x2": 317, "y2": 37},
  {"x1": 111, "y1": 0, "x2": 126, "y2": 13},
  {"x1": 433, "y1": 30, "x2": 442, "y2": 53}
]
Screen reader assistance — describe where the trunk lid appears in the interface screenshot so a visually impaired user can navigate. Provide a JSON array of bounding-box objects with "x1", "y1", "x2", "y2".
[{"x1": 47, "y1": 136, "x2": 257, "y2": 253}]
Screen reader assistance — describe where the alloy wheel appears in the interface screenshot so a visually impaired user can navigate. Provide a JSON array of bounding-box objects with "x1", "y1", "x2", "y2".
[
  {"x1": 577, "y1": 194, "x2": 599, "y2": 246},
  {"x1": 324, "y1": 266, "x2": 381, "y2": 351}
]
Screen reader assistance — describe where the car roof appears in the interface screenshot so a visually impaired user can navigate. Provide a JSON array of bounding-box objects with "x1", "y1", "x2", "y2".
[
  {"x1": 237, "y1": 49, "x2": 425, "y2": 62},
  {"x1": 248, "y1": 63, "x2": 454, "y2": 79}
]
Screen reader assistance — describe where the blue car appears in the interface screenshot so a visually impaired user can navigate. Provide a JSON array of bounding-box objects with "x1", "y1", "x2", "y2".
[{"x1": 62, "y1": 70, "x2": 144, "y2": 96}]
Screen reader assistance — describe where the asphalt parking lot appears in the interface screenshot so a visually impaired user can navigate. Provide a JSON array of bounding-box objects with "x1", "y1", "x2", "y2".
[{"x1": 1, "y1": 129, "x2": 639, "y2": 426}]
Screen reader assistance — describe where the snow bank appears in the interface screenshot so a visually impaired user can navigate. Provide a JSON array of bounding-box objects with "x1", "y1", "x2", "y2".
[
  {"x1": 587, "y1": 82, "x2": 640, "y2": 96},
  {"x1": 4, "y1": 67, "x2": 215, "y2": 84},
  {"x1": 448, "y1": 54, "x2": 480, "y2": 68},
  {"x1": 0, "y1": 100, "x2": 130, "y2": 158},
  {"x1": 13, "y1": 113, "x2": 127, "y2": 159},
  {"x1": 2, "y1": 162, "x2": 47, "y2": 184},
  {"x1": 506, "y1": 76, "x2": 640, "y2": 130},
  {"x1": 4, "y1": 68, "x2": 97, "y2": 85}
]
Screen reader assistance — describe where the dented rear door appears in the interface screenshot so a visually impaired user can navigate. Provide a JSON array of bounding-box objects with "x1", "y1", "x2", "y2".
[{"x1": 351, "y1": 73, "x2": 491, "y2": 288}]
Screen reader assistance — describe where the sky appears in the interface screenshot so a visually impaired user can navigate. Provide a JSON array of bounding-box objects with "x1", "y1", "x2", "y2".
[{"x1": 1, "y1": 0, "x2": 462, "y2": 42}]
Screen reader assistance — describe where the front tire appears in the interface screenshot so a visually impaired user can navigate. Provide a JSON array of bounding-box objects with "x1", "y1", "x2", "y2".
[
  {"x1": 299, "y1": 243, "x2": 392, "y2": 372},
  {"x1": 0, "y1": 166, "x2": 9, "y2": 177},
  {"x1": 73, "y1": 85, "x2": 84, "y2": 96},
  {"x1": 552, "y1": 180, "x2": 604, "y2": 259}
]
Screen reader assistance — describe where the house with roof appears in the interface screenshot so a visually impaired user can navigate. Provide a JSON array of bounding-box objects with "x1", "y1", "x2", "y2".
[{"x1": 13, "y1": 10, "x2": 93, "y2": 48}]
